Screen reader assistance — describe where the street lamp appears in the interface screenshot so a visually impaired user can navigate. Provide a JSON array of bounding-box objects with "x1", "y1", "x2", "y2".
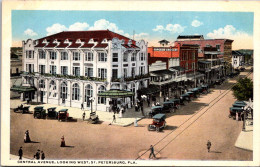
[
  {"x1": 242, "y1": 107, "x2": 246, "y2": 131},
  {"x1": 89, "y1": 97, "x2": 95, "y2": 113}
]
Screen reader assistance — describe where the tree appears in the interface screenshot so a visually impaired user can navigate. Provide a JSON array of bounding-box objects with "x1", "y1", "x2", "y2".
[{"x1": 232, "y1": 77, "x2": 253, "y2": 101}]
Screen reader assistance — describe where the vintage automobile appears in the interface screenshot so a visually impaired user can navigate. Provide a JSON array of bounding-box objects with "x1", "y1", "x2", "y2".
[
  {"x1": 14, "y1": 105, "x2": 30, "y2": 114},
  {"x1": 148, "y1": 114, "x2": 166, "y2": 132},
  {"x1": 33, "y1": 106, "x2": 47, "y2": 119},
  {"x1": 162, "y1": 101, "x2": 175, "y2": 113},
  {"x1": 191, "y1": 88, "x2": 200, "y2": 97},
  {"x1": 181, "y1": 93, "x2": 191, "y2": 101},
  {"x1": 215, "y1": 79, "x2": 223, "y2": 85},
  {"x1": 201, "y1": 84, "x2": 209, "y2": 94},
  {"x1": 149, "y1": 106, "x2": 163, "y2": 117},
  {"x1": 169, "y1": 98, "x2": 181, "y2": 109},
  {"x1": 47, "y1": 107, "x2": 58, "y2": 119},
  {"x1": 229, "y1": 107, "x2": 244, "y2": 120},
  {"x1": 88, "y1": 112, "x2": 99, "y2": 124},
  {"x1": 186, "y1": 92, "x2": 195, "y2": 99},
  {"x1": 58, "y1": 109, "x2": 70, "y2": 121}
]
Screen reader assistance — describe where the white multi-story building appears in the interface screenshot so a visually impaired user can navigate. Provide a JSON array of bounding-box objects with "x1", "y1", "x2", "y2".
[
  {"x1": 21, "y1": 30, "x2": 149, "y2": 111},
  {"x1": 232, "y1": 51, "x2": 244, "y2": 69}
]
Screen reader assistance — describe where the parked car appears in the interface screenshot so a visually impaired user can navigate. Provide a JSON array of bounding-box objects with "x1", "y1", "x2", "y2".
[
  {"x1": 58, "y1": 109, "x2": 70, "y2": 121},
  {"x1": 162, "y1": 101, "x2": 175, "y2": 113},
  {"x1": 191, "y1": 88, "x2": 200, "y2": 97},
  {"x1": 148, "y1": 114, "x2": 166, "y2": 132},
  {"x1": 149, "y1": 106, "x2": 163, "y2": 117},
  {"x1": 201, "y1": 84, "x2": 209, "y2": 94},
  {"x1": 47, "y1": 107, "x2": 58, "y2": 119},
  {"x1": 232, "y1": 103, "x2": 247, "y2": 108},
  {"x1": 14, "y1": 105, "x2": 30, "y2": 114},
  {"x1": 33, "y1": 106, "x2": 46, "y2": 119},
  {"x1": 169, "y1": 98, "x2": 181, "y2": 109},
  {"x1": 234, "y1": 101, "x2": 247, "y2": 105}
]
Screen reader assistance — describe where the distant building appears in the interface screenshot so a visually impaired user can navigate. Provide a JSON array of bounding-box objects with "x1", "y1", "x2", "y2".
[
  {"x1": 158, "y1": 39, "x2": 170, "y2": 46},
  {"x1": 18, "y1": 30, "x2": 149, "y2": 111},
  {"x1": 232, "y1": 51, "x2": 244, "y2": 69}
]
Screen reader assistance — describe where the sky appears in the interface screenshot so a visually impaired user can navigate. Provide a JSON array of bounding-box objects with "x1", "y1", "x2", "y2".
[{"x1": 12, "y1": 10, "x2": 254, "y2": 49}]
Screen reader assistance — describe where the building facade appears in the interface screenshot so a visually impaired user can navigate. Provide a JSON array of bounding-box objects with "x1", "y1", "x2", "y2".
[
  {"x1": 21, "y1": 30, "x2": 149, "y2": 111},
  {"x1": 232, "y1": 51, "x2": 245, "y2": 69}
]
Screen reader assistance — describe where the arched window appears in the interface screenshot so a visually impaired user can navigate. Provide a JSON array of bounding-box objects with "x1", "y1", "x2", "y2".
[
  {"x1": 85, "y1": 84, "x2": 93, "y2": 103},
  {"x1": 131, "y1": 83, "x2": 135, "y2": 93},
  {"x1": 98, "y1": 85, "x2": 106, "y2": 104},
  {"x1": 39, "y1": 79, "x2": 45, "y2": 88},
  {"x1": 60, "y1": 82, "x2": 68, "y2": 100},
  {"x1": 72, "y1": 83, "x2": 80, "y2": 100},
  {"x1": 49, "y1": 80, "x2": 56, "y2": 90}
]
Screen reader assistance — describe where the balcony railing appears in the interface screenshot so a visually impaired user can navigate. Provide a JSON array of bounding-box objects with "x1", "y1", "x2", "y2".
[
  {"x1": 111, "y1": 73, "x2": 150, "y2": 82},
  {"x1": 22, "y1": 72, "x2": 107, "y2": 82}
]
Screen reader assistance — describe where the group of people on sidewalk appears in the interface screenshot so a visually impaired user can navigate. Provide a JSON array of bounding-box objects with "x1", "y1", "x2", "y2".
[{"x1": 18, "y1": 147, "x2": 45, "y2": 160}]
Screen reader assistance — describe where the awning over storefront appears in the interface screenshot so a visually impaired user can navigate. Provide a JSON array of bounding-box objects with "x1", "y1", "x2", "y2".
[
  {"x1": 10, "y1": 86, "x2": 36, "y2": 93},
  {"x1": 97, "y1": 89, "x2": 134, "y2": 98},
  {"x1": 138, "y1": 85, "x2": 160, "y2": 95},
  {"x1": 150, "y1": 69, "x2": 175, "y2": 76}
]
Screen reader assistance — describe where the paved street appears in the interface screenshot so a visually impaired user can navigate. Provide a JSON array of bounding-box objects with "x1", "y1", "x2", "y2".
[{"x1": 10, "y1": 68, "x2": 253, "y2": 160}]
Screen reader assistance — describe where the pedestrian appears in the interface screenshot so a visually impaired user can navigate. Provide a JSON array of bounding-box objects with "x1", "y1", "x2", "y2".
[
  {"x1": 34, "y1": 150, "x2": 40, "y2": 160},
  {"x1": 207, "y1": 140, "x2": 212, "y2": 152},
  {"x1": 112, "y1": 114, "x2": 116, "y2": 123},
  {"x1": 149, "y1": 145, "x2": 156, "y2": 159},
  {"x1": 119, "y1": 108, "x2": 123, "y2": 118},
  {"x1": 135, "y1": 103, "x2": 139, "y2": 112},
  {"x1": 26, "y1": 98, "x2": 29, "y2": 105},
  {"x1": 41, "y1": 151, "x2": 45, "y2": 160},
  {"x1": 18, "y1": 147, "x2": 23, "y2": 160},
  {"x1": 166, "y1": 96, "x2": 169, "y2": 101},
  {"x1": 147, "y1": 97, "x2": 150, "y2": 107},
  {"x1": 81, "y1": 103, "x2": 84, "y2": 110},
  {"x1": 82, "y1": 112, "x2": 86, "y2": 121},
  {"x1": 134, "y1": 118, "x2": 138, "y2": 127},
  {"x1": 24, "y1": 130, "x2": 31, "y2": 143},
  {"x1": 141, "y1": 105, "x2": 144, "y2": 116},
  {"x1": 163, "y1": 96, "x2": 166, "y2": 102},
  {"x1": 60, "y1": 135, "x2": 66, "y2": 147}
]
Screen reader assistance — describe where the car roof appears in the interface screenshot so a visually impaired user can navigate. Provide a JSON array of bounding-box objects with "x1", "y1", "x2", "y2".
[
  {"x1": 34, "y1": 106, "x2": 44, "y2": 109},
  {"x1": 163, "y1": 101, "x2": 173, "y2": 104},
  {"x1": 152, "y1": 106, "x2": 163, "y2": 109},
  {"x1": 152, "y1": 113, "x2": 166, "y2": 119},
  {"x1": 59, "y1": 109, "x2": 68, "y2": 112},
  {"x1": 48, "y1": 107, "x2": 56, "y2": 110},
  {"x1": 230, "y1": 107, "x2": 243, "y2": 111}
]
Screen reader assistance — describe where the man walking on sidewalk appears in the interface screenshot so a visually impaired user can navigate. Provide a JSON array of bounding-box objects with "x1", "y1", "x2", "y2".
[
  {"x1": 112, "y1": 114, "x2": 116, "y2": 123},
  {"x1": 18, "y1": 147, "x2": 23, "y2": 160},
  {"x1": 207, "y1": 140, "x2": 212, "y2": 152},
  {"x1": 81, "y1": 103, "x2": 84, "y2": 110},
  {"x1": 149, "y1": 145, "x2": 156, "y2": 159},
  {"x1": 82, "y1": 112, "x2": 86, "y2": 121}
]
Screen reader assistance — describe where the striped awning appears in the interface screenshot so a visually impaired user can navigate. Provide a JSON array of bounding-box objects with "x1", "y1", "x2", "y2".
[
  {"x1": 97, "y1": 89, "x2": 134, "y2": 98},
  {"x1": 10, "y1": 86, "x2": 36, "y2": 93}
]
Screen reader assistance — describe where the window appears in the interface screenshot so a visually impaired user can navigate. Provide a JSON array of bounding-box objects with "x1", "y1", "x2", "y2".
[
  {"x1": 61, "y1": 66, "x2": 68, "y2": 75},
  {"x1": 49, "y1": 51, "x2": 57, "y2": 60},
  {"x1": 98, "y1": 52, "x2": 107, "y2": 62},
  {"x1": 39, "y1": 50, "x2": 45, "y2": 59},
  {"x1": 50, "y1": 65, "x2": 56, "y2": 75},
  {"x1": 206, "y1": 44, "x2": 211, "y2": 47},
  {"x1": 192, "y1": 51, "x2": 195, "y2": 60},
  {"x1": 123, "y1": 53, "x2": 128, "y2": 62},
  {"x1": 85, "y1": 52, "x2": 93, "y2": 61},
  {"x1": 131, "y1": 53, "x2": 136, "y2": 61},
  {"x1": 61, "y1": 52, "x2": 68, "y2": 60},
  {"x1": 123, "y1": 68, "x2": 127, "y2": 78},
  {"x1": 60, "y1": 82, "x2": 68, "y2": 100},
  {"x1": 216, "y1": 45, "x2": 220, "y2": 51},
  {"x1": 73, "y1": 52, "x2": 80, "y2": 61},
  {"x1": 139, "y1": 53, "x2": 145, "y2": 61},
  {"x1": 139, "y1": 66, "x2": 145, "y2": 75},
  {"x1": 39, "y1": 80, "x2": 45, "y2": 88},
  {"x1": 39, "y1": 65, "x2": 45, "y2": 74},
  {"x1": 49, "y1": 80, "x2": 56, "y2": 90},
  {"x1": 112, "y1": 69, "x2": 118, "y2": 79},
  {"x1": 85, "y1": 67, "x2": 93, "y2": 77},
  {"x1": 26, "y1": 64, "x2": 34, "y2": 73},
  {"x1": 131, "y1": 67, "x2": 135, "y2": 77},
  {"x1": 72, "y1": 83, "x2": 80, "y2": 101},
  {"x1": 185, "y1": 62, "x2": 188, "y2": 70},
  {"x1": 85, "y1": 84, "x2": 93, "y2": 103},
  {"x1": 73, "y1": 67, "x2": 80, "y2": 76},
  {"x1": 26, "y1": 50, "x2": 34, "y2": 59},
  {"x1": 98, "y1": 85, "x2": 106, "y2": 104},
  {"x1": 112, "y1": 53, "x2": 118, "y2": 62},
  {"x1": 98, "y1": 68, "x2": 107, "y2": 79}
]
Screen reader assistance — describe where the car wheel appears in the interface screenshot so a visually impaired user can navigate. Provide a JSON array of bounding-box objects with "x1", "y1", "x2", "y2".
[
  {"x1": 148, "y1": 125, "x2": 151, "y2": 131},
  {"x1": 156, "y1": 127, "x2": 160, "y2": 132}
]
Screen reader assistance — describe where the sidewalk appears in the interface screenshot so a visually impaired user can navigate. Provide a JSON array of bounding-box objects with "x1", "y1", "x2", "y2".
[
  {"x1": 234, "y1": 119, "x2": 253, "y2": 151},
  {"x1": 10, "y1": 99, "x2": 148, "y2": 126},
  {"x1": 10, "y1": 154, "x2": 32, "y2": 160}
]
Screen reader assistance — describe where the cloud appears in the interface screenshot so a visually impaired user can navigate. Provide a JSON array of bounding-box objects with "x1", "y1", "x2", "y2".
[
  {"x1": 134, "y1": 32, "x2": 149, "y2": 39},
  {"x1": 152, "y1": 25, "x2": 164, "y2": 32},
  {"x1": 68, "y1": 22, "x2": 89, "y2": 31},
  {"x1": 152, "y1": 24, "x2": 185, "y2": 33},
  {"x1": 207, "y1": 25, "x2": 253, "y2": 49},
  {"x1": 165, "y1": 24, "x2": 185, "y2": 33},
  {"x1": 24, "y1": 29, "x2": 38, "y2": 37},
  {"x1": 89, "y1": 19, "x2": 124, "y2": 34},
  {"x1": 46, "y1": 23, "x2": 68, "y2": 36},
  {"x1": 191, "y1": 20, "x2": 203, "y2": 27}
]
